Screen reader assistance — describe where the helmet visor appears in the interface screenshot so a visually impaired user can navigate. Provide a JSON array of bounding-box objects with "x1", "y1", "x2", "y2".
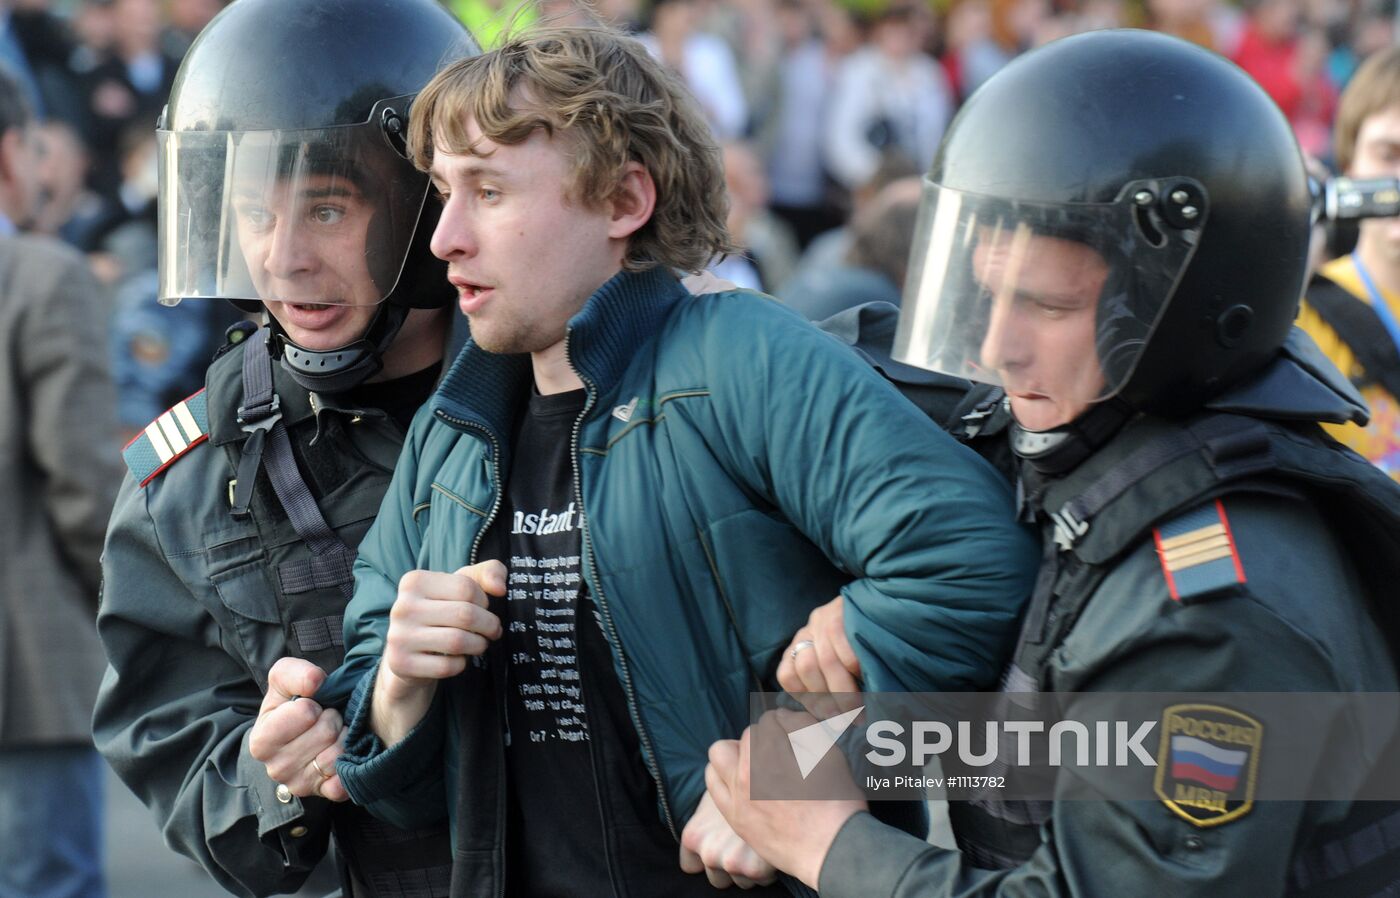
[
  {"x1": 892, "y1": 179, "x2": 1202, "y2": 419},
  {"x1": 157, "y1": 124, "x2": 428, "y2": 307}
]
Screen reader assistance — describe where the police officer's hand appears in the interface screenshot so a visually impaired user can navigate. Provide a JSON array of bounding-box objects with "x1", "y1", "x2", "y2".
[
  {"x1": 374, "y1": 561, "x2": 507, "y2": 746},
  {"x1": 777, "y1": 596, "x2": 862, "y2": 698},
  {"x1": 251, "y1": 657, "x2": 348, "y2": 802},
  {"x1": 679, "y1": 788, "x2": 778, "y2": 889},
  {"x1": 706, "y1": 712, "x2": 867, "y2": 891}
]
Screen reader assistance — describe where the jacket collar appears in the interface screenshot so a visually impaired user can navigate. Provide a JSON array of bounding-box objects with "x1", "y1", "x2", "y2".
[
  {"x1": 431, "y1": 266, "x2": 686, "y2": 450},
  {"x1": 1204, "y1": 327, "x2": 1369, "y2": 425}
]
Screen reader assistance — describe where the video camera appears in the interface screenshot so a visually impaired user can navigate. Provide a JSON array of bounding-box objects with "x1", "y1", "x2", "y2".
[{"x1": 1312, "y1": 176, "x2": 1400, "y2": 222}]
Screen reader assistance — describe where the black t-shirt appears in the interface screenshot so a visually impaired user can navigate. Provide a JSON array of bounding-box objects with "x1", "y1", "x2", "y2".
[{"x1": 486, "y1": 388, "x2": 751, "y2": 898}]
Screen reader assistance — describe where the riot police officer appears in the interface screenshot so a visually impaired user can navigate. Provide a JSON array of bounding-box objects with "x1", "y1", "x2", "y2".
[
  {"x1": 92, "y1": 1, "x2": 477, "y2": 895},
  {"x1": 706, "y1": 29, "x2": 1400, "y2": 897}
]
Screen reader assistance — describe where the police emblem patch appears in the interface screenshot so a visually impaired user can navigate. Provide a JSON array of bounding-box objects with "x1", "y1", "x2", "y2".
[{"x1": 1154, "y1": 704, "x2": 1261, "y2": 827}]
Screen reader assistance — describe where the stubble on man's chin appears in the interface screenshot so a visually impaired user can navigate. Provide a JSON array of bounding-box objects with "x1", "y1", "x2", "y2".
[
  {"x1": 470, "y1": 333, "x2": 519, "y2": 355},
  {"x1": 468, "y1": 318, "x2": 548, "y2": 356}
]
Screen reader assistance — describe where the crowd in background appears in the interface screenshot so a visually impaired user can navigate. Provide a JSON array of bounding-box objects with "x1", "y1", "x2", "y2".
[
  {"x1": 2, "y1": 0, "x2": 1395, "y2": 439},
  {"x1": 2, "y1": 0, "x2": 235, "y2": 437}
]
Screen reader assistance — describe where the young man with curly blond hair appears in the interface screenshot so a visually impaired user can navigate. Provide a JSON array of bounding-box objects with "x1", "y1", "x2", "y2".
[{"x1": 265, "y1": 25, "x2": 1037, "y2": 896}]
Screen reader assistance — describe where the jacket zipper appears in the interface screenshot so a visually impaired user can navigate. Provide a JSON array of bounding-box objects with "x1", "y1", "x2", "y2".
[
  {"x1": 433, "y1": 409, "x2": 509, "y2": 898},
  {"x1": 565, "y1": 345, "x2": 680, "y2": 840},
  {"x1": 575, "y1": 593, "x2": 623, "y2": 892}
]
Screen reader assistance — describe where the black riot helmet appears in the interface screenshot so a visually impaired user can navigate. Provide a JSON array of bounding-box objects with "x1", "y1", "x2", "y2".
[
  {"x1": 893, "y1": 30, "x2": 1312, "y2": 442},
  {"x1": 157, "y1": 0, "x2": 478, "y2": 393}
]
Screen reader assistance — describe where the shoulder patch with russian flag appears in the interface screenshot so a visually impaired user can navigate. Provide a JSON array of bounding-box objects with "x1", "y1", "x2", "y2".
[
  {"x1": 1152, "y1": 499, "x2": 1246, "y2": 602},
  {"x1": 1154, "y1": 703, "x2": 1262, "y2": 827},
  {"x1": 122, "y1": 390, "x2": 210, "y2": 487}
]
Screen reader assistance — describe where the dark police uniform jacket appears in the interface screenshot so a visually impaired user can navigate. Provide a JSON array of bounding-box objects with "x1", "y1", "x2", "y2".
[
  {"x1": 817, "y1": 332, "x2": 1400, "y2": 898},
  {"x1": 93, "y1": 326, "x2": 454, "y2": 898}
]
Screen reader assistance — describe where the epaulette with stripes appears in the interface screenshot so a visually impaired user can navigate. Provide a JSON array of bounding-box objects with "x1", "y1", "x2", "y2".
[
  {"x1": 1152, "y1": 499, "x2": 1247, "y2": 603},
  {"x1": 122, "y1": 390, "x2": 210, "y2": 487}
]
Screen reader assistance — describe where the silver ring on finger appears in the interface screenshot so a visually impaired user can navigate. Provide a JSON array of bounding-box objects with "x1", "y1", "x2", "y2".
[
  {"x1": 310, "y1": 758, "x2": 333, "y2": 780},
  {"x1": 789, "y1": 639, "x2": 816, "y2": 660}
]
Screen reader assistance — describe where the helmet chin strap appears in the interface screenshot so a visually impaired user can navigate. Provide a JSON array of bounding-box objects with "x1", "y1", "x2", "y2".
[
  {"x1": 1011, "y1": 397, "x2": 1134, "y2": 476},
  {"x1": 266, "y1": 303, "x2": 410, "y2": 395}
]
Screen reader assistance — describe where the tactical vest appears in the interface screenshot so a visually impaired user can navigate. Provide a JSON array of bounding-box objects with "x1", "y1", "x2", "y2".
[
  {"x1": 230, "y1": 330, "x2": 453, "y2": 898},
  {"x1": 946, "y1": 409, "x2": 1400, "y2": 894}
]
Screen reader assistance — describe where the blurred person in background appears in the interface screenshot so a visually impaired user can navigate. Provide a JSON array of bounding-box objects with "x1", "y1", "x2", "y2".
[
  {"x1": 640, "y1": 0, "x2": 749, "y2": 139},
  {"x1": 66, "y1": 0, "x2": 115, "y2": 77},
  {"x1": 824, "y1": 1, "x2": 952, "y2": 192},
  {"x1": 1291, "y1": 23, "x2": 1339, "y2": 157},
  {"x1": 1233, "y1": 0, "x2": 1304, "y2": 107},
  {"x1": 1351, "y1": 0, "x2": 1397, "y2": 66},
  {"x1": 0, "y1": 64, "x2": 120, "y2": 898},
  {"x1": 778, "y1": 175, "x2": 921, "y2": 320},
  {"x1": 714, "y1": 139, "x2": 800, "y2": 291},
  {"x1": 1233, "y1": 0, "x2": 1349, "y2": 158},
  {"x1": 756, "y1": 0, "x2": 853, "y2": 248},
  {"x1": 84, "y1": 122, "x2": 155, "y2": 286},
  {"x1": 795, "y1": 150, "x2": 919, "y2": 284},
  {"x1": 30, "y1": 118, "x2": 106, "y2": 246},
  {"x1": 79, "y1": 0, "x2": 176, "y2": 199},
  {"x1": 1300, "y1": 0, "x2": 1350, "y2": 80},
  {"x1": 689, "y1": 0, "x2": 826, "y2": 146},
  {"x1": 940, "y1": 0, "x2": 1011, "y2": 103},
  {"x1": 0, "y1": 0, "x2": 85, "y2": 125},
  {"x1": 1324, "y1": 0, "x2": 1394, "y2": 89},
  {"x1": 1300, "y1": 46, "x2": 1400, "y2": 477}
]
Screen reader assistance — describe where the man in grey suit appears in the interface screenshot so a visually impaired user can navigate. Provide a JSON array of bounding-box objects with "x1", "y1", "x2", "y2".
[{"x1": 0, "y1": 67, "x2": 121, "y2": 898}]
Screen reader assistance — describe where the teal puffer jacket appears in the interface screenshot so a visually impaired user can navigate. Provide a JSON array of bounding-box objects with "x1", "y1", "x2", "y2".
[{"x1": 329, "y1": 267, "x2": 1037, "y2": 837}]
